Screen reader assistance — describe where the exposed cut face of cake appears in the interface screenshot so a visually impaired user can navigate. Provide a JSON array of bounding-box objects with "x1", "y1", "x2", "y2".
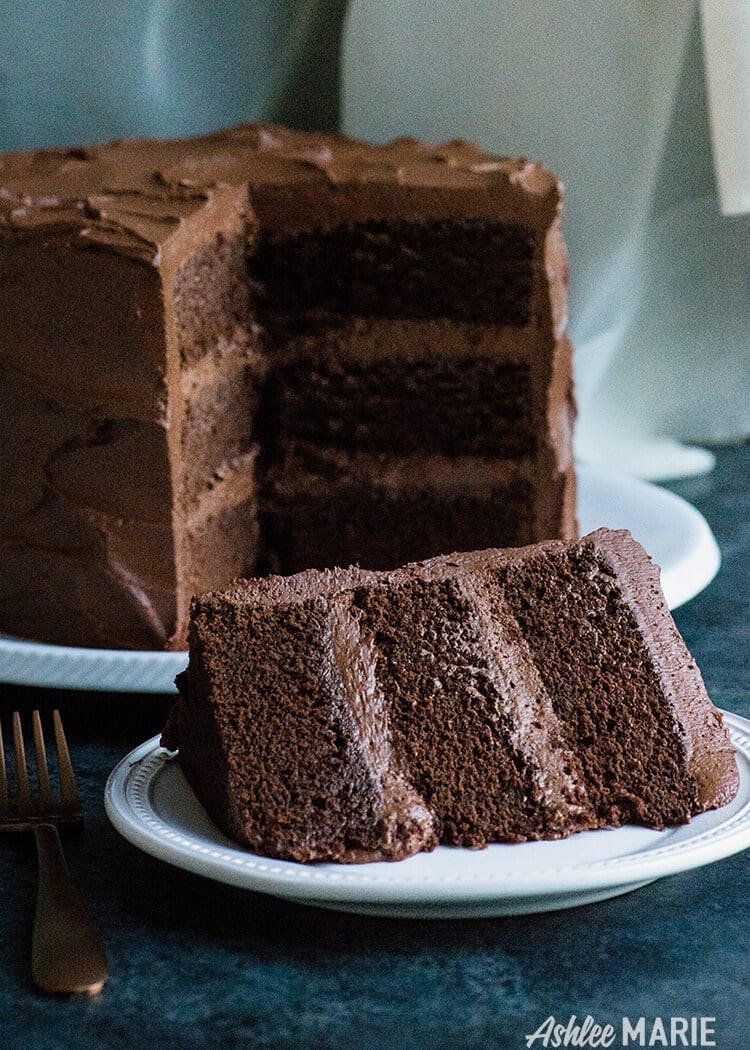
[
  {"x1": 0, "y1": 125, "x2": 575, "y2": 649},
  {"x1": 162, "y1": 528, "x2": 739, "y2": 863}
]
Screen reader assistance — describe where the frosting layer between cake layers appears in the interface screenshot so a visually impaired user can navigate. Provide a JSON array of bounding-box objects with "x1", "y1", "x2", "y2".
[
  {"x1": 0, "y1": 125, "x2": 575, "y2": 649},
  {"x1": 164, "y1": 529, "x2": 739, "y2": 863}
]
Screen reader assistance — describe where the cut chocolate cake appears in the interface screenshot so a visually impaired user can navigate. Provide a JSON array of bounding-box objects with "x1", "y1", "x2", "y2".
[
  {"x1": 162, "y1": 529, "x2": 739, "y2": 863},
  {"x1": 1, "y1": 125, "x2": 575, "y2": 648}
]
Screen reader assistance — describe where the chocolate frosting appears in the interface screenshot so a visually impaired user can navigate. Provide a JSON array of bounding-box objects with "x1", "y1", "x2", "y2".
[
  {"x1": 0, "y1": 133, "x2": 255, "y2": 647},
  {"x1": 0, "y1": 124, "x2": 560, "y2": 237}
]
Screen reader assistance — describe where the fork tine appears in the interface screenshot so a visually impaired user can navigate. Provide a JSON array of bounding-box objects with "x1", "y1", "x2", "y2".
[
  {"x1": 53, "y1": 710, "x2": 80, "y2": 813},
  {"x1": 32, "y1": 711, "x2": 54, "y2": 813},
  {"x1": 0, "y1": 719, "x2": 10, "y2": 818},
  {"x1": 13, "y1": 711, "x2": 34, "y2": 817}
]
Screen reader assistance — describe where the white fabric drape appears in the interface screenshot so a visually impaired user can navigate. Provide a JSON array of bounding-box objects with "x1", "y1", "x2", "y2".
[{"x1": 701, "y1": 0, "x2": 750, "y2": 216}]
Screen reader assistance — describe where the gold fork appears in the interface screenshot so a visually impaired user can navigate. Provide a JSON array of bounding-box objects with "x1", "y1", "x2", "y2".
[{"x1": 0, "y1": 709, "x2": 108, "y2": 995}]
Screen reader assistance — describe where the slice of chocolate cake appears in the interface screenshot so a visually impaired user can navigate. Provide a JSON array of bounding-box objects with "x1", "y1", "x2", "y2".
[{"x1": 163, "y1": 529, "x2": 739, "y2": 863}]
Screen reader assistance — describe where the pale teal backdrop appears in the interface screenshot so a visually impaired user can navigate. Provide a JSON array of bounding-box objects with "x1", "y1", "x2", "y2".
[{"x1": 0, "y1": 0, "x2": 347, "y2": 150}]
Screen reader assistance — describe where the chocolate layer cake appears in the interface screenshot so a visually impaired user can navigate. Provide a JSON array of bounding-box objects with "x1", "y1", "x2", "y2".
[
  {"x1": 0, "y1": 125, "x2": 575, "y2": 648},
  {"x1": 163, "y1": 529, "x2": 739, "y2": 863}
]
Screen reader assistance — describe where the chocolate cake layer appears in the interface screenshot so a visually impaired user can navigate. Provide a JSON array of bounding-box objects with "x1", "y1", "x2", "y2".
[
  {"x1": 498, "y1": 545, "x2": 700, "y2": 825},
  {"x1": 262, "y1": 443, "x2": 575, "y2": 575},
  {"x1": 263, "y1": 468, "x2": 535, "y2": 575},
  {"x1": 174, "y1": 232, "x2": 252, "y2": 367},
  {"x1": 183, "y1": 450, "x2": 260, "y2": 604},
  {"x1": 252, "y1": 219, "x2": 534, "y2": 326},
  {"x1": 180, "y1": 352, "x2": 261, "y2": 507},
  {"x1": 164, "y1": 529, "x2": 738, "y2": 862},
  {"x1": 271, "y1": 356, "x2": 533, "y2": 458}
]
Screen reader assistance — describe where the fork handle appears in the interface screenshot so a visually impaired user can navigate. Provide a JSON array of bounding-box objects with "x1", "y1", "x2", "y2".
[{"x1": 31, "y1": 823, "x2": 109, "y2": 995}]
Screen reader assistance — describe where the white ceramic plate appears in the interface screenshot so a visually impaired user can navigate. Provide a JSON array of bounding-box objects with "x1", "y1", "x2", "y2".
[
  {"x1": 1, "y1": 466, "x2": 720, "y2": 694},
  {"x1": 105, "y1": 711, "x2": 750, "y2": 919}
]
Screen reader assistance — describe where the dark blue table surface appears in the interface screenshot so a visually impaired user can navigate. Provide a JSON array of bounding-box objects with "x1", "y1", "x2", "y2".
[{"x1": 1, "y1": 444, "x2": 748, "y2": 1050}]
